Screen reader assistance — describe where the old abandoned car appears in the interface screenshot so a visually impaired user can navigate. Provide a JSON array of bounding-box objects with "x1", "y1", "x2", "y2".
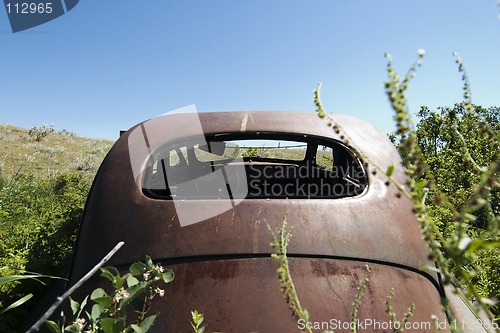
[{"x1": 54, "y1": 111, "x2": 487, "y2": 332}]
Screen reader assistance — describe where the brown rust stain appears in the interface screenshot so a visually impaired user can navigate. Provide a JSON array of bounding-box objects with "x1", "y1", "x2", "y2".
[
  {"x1": 177, "y1": 261, "x2": 241, "y2": 287},
  {"x1": 325, "y1": 262, "x2": 351, "y2": 276},
  {"x1": 310, "y1": 260, "x2": 353, "y2": 277},
  {"x1": 310, "y1": 260, "x2": 325, "y2": 277}
]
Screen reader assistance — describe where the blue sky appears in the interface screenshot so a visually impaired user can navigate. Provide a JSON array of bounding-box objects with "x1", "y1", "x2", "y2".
[{"x1": 1, "y1": 1, "x2": 499, "y2": 140}]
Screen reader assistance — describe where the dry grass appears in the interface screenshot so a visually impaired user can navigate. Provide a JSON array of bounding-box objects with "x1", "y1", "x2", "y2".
[
  {"x1": 0, "y1": 123, "x2": 114, "y2": 180},
  {"x1": 0, "y1": 124, "x2": 334, "y2": 180}
]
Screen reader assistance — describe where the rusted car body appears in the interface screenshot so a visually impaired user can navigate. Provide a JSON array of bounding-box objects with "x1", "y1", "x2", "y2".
[{"x1": 65, "y1": 111, "x2": 484, "y2": 332}]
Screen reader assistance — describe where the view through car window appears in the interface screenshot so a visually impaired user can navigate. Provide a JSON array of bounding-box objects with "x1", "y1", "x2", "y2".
[{"x1": 142, "y1": 133, "x2": 367, "y2": 200}]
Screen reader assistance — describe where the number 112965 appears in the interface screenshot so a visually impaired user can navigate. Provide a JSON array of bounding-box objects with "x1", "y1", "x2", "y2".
[{"x1": 5, "y1": 2, "x2": 53, "y2": 14}]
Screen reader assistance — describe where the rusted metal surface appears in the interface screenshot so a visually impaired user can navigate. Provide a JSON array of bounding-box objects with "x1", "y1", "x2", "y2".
[
  {"x1": 155, "y1": 259, "x2": 447, "y2": 332},
  {"x1": 64, "y1": 111, "x2": 464, "y2": 332}
]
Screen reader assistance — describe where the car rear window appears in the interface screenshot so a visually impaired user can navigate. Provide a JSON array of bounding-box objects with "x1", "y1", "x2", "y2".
[{"x1": 142, "y1": 133, "x2": 367, "y2": 199}]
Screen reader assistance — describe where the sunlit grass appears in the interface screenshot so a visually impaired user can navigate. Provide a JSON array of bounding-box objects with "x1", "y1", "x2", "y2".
[{"x1": 0, "y1": 123, "x2": 113, "y2": 180}]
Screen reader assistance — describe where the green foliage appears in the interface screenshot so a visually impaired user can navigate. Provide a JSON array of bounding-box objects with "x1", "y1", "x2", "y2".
[
  {"x1": 0, "y1": 123, "x2": 112, "y2": 179},
  {"x1": 267, "y1": 216, "x2": 313, "y2": 333},
  {"x1": 0, "y1": 172, "x2": 87, "y2": 277},
  {"x1": 311, "y1": 50, "x2": 499, "y2": 330},
  {"x1": 45, "y1": 256, "x2": 174, "y2": 333},
  {"x1": 384, "y1": 51, "x2": 500, "y2": 325},
  {"x1": 414, "y1": 95, "x2": 500, "y2": 320},
  {"x1": 473, "y1": 233, "x2": 500, "y2": 316},
  {"x1": 0, "y1": 172, "x2": 90, "y2": 332},
  {"x1": 385, "y1": 289, "x2": 416, "y2": 333},
  {"x1": 190, "y1": 310, "x2": 206, "y2": 333},
  {"x1": 350, "y1": 265, "x2": 370, "y2": 333},
  {"x1": 0, "y1": 273, "x2": 63, "y2": 315},
  {"x1": 416, "y1": 104, "x2": 500, "y2": 229},
  {"x1": 241, "y1": 147, "x2": 268, "y2": 158}
]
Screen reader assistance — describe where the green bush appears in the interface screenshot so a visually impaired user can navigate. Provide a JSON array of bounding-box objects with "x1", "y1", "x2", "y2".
[
  {"x1": 0, "y1": 172, "x2": 90, "y2": 332},
  {"x1": 43, "y1": 256, "x2": 174, "y2": 333},
  {"x1": 414, "y1": 104, "x2": 500, "y2": 319}
]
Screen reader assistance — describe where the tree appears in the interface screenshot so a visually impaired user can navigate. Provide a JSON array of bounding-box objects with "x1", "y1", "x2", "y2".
[
  {"x1": 415, "y1": 103, "x2": 500, "y2": 316},
  {"x1": 416, "y1": 104, "x2": 500, "y2": 230}
]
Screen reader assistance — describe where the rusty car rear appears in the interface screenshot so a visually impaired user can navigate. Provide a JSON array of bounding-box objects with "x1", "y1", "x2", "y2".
[{"x1": 64, "y1": 111, "x2": 485, "y2": 332}]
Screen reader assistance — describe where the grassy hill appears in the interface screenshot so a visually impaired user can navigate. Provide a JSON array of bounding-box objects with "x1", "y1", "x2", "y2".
[
  {"x1": 0, "y1": 123, "x2": 114, "y2": 180},
  {"x1": 0, "y1": 123, "x2": 116, "y2": 331},
  {"x1": 0, "y1": 124, "x2": 336, "y2": 180}
]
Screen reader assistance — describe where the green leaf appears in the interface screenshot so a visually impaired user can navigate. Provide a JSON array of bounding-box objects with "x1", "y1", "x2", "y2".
[
  {"x1": 0, "y1": 275, "x2": 33, "y2": 285},
  {"x1": 0, "y1": 273, "x2": 63, "y2": 286},
  {"x1": 463, "y1": 213, "x2": 476, "y2": 222},
  {"x1": 466, "y1": 239, "x2": 500, "y2": 253},
  {"x1": 91, "y1": 303, "x2": 105, "y2": 322},
  {"x1": 416, "y1": 180, "x2": 427, "y2": 192},
  {"x1": 100, "y1": 266, "x2": 120, "y2": 282},
  {"x1": 162, "y1": 270, "x2": 174, "y2": 283},
  {"x1": 44, "y1": 320, "x2": 62, "y2": 333},
  {"x1": 191, "y1": 310, "x2": 205, "y2": 332},
  {"x1": 65, "y1": 322, "x2": 85, "y2": 333},
  {"x1": 127, "y1": 274, "x2": 140, "y2": 287},
  {"x1": 101, "y1": 318, "x2": 126, "y2": 333},
  {"x1": 129, "y1": 262, "x2": 147, "y2": 276},
  {"x1": 130, "y1": 324, "x2": 143, "y2": 333},
  {"x1": 139, "y1": 314, "x2": 157, "y2": 332},
  {"x1": 113, "y1": 274, "x2": 128, "y2": 289},
  {"x1": 386, "y1": 165, "x2": 395, "y2": 177},
  {"x1": 145, "y1": 256, "x2": 154, "y2": 268},
  {"x1": 195, "y1": 313, "x2": 204, "y2": 325},
  {"x1": 302, "y1": 308, "x2": 310, "y2": 323},
  {"x1": 0, "y1": 293, "x2": 33, "y2": 314},
  {"x1": 101, "y1": 318, "x2": 115, "y2": 333},
  {"x1": 78, "y1": 296, "x2": 88, "y2": 318},
  {"x1": 69, "y1": 297, "x2": 80, "y2": 316},
  {"x1": 59, "y1": 310, "x2": 66, "y2": 329},
  {"x1": 93, "y1": 296, "x2": 113, "y2": 308},
  {"x1": 91, "y1": 288, "x2": 113, "y2": 308},
  {"x1": 91, "y1": 288, "x2": 108, "y2": 300}
]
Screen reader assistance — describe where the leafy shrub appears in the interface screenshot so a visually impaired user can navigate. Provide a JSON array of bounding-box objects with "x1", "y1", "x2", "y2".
[
  {"x1": 28, "y1": 124, "x2": 55, "y2": 142},
  {"x1": 241, "y1": 147, "x2": 268, "y2": 158},
  {"x1": 414, "y1": 104, "x2": 500, "y2": 319},
  {"x1": 0, "y1": 172, "x2": 90, "y2": 332},
  {"x1": 43, "y1": 256, "x2": 174, "y2": 333},
  {"x1": 473, "y1": 231, "x2": 500, "y2": 317}
]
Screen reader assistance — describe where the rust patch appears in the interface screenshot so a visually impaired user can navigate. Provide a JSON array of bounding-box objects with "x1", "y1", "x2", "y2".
[
  {"x1": 325, "y1": 262, "x2": 351, "y2": 276},
  {"x1": 310, "y1": 260, "x2": 325, "y2": 277},
  {"x1": 176, "y1": 260, "x2": 241, "y2": 286}
]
